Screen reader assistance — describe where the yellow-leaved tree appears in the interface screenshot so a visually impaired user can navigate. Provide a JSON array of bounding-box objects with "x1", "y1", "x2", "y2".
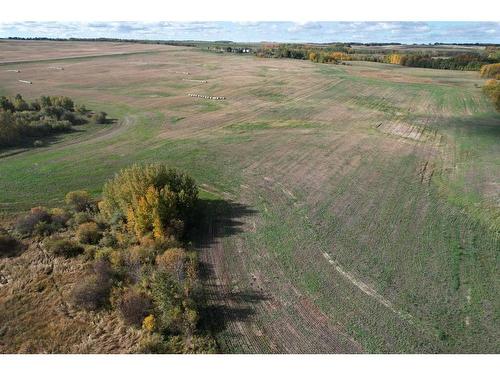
[{"x1": 101, "y1": 164, "x2": 198, "y2": 240}]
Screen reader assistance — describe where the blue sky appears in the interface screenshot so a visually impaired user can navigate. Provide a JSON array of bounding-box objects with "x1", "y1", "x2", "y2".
[{"x1": 1, "y1": 22, "x2": 499, "y2": 44}]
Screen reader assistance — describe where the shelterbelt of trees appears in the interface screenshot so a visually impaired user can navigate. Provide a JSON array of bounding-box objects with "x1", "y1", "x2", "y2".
[
  {"x1": 0, "y1": 94, "x2": 108, "y2": 149},
  {"x1": 255, "y1": 44, "x2": 500, "y2": 71}
]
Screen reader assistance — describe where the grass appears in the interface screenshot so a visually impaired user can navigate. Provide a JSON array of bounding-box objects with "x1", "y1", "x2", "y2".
[{"x1": 0, "y1": 41, "x2": 498, "y2": 353}]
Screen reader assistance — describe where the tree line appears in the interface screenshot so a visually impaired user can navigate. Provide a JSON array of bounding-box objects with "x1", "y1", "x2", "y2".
[
  {"x1": 254, "y1": 44, "x2": 500, "y2": 71},
  {"x1": 383, "y1": 53, "x2": 497, "y2": 71}
]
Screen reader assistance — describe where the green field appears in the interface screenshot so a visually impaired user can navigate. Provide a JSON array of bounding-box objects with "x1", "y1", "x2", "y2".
[{"x1": 0, "y1": 41, "x2": 498, "y2": 353}]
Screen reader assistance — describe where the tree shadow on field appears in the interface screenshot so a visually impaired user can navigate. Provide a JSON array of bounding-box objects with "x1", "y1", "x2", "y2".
[
  {"x1": 0, "y1": 128, "x2": 84, "y2": 159},
  {"x1": 188, "y1": 198, "x2": 268, "y2": 337},
  {"x1": 198, "y1": 283, "x2": 270, "y2": 338},
  {"x1": 189, "y1": 198, "x2": 258, "y2": 245},
  {"x1": 0, "y1": 118, "x2": 118, "y2": 159}
]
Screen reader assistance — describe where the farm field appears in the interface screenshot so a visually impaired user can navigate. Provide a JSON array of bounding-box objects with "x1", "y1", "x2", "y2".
[{"x1": 0, "y1": 40, "x2": 498, "y2": 353}]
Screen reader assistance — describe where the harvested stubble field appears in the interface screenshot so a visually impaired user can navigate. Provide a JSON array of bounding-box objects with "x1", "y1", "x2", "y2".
[{"x1": 0, "y1": 41, "x2": 499, "y2": 353}]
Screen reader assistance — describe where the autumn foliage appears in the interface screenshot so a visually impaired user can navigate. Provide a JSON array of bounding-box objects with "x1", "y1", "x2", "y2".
[
  {"x1": 482, "y1": 79, "x2": 500, "y2": 111},
  {"x1": 100, "y1": 163, "x2": 198, "y2": 240},
  {"x1": 480, "y1": 63, "x2": 500, "y2": 79}
]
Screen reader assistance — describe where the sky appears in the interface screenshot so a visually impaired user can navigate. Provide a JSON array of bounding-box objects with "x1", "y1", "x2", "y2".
[{"x1": 0, "y1": 22, "x2": 499, "y2": 44}]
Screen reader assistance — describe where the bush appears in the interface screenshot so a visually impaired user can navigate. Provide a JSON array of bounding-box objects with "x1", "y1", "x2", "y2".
[
  {"x1": 15, "y1": 206, "x2": 52, "y2": 235},
  {"x1": 50, "y1": 207, "x2": 70, "y2": 227},
  {"x1": 151, "y1": 271, "x2": 187, "y2": 334},
  {"x1": 95, "y1": 247, "x2": 114, "y2": 262},
  {"x1": 142, "y1": 314, "x2": 156, "y2": 332},
  {"x1": 118, "y1": 289, "x2": 152, "y2": 327},
  {"x1": 99, "y1": 232, "x2": 118, "y2": 247},
  {"x1": 32, "y1": 221, "x2": 59, "y2": 236},
  {"x1": 76, "y1": 222, "x2": 102, "y2": 244},
  {"x1": 93, "y1": 258, "x2": 114, "y2": 281},
  {"x1": 129, "y1": 244, "x2": 156, "y2": 265},
  {"x1": 72, "y1": 275, "x2": 111, "y2": 310},
  {"x1": 91, "y1": 111, "x2": 108, "y2": 124},
  {"x1": 483, "y1": 79, "x2": 500, "y2": 111},
  {"x1": 182, "y1": 335, "x2": 217, "y2": 354},
  {"x1": 156, "y1": 248, "x2": 186, "y2": 282},
  {"x1": 480, "y1": 63, "x2": 500, "y2": 79},
  {"x1": 140, "y1": 334, "x2": 216, "y2": 354},
  {"x1": 65, "y1": 190, "x2": 95, "y2": 212},
  {"x1": 74, "y1": 211, "x2": 92, "y2": 225},
  {"x1": 76, "y1": 104, "x2": 89, "y2": 115},
  {"x1": 138, "y1": 334, "x2": 170, "y2": 353},
  {"x1": 45, "y1": 238, "x2": 83, "y2": 258},
  {"x1": 0, "y1": 231, "x2": 22, "y2": 258},
  {"x1": 109, "y1": 249, "x2": 127, "y2": 274}
]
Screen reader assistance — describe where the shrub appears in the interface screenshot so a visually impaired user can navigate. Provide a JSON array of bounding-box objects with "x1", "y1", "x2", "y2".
[
  {"x1": 74, "y1": 211, "x2": 92, "y2": 225},
  {"x1": 72, "y1": 275, "x2": 111, "y2": 311},
  {"x1": 156, "y1": 248, "x2": 186, "y2": 282},
  {"x1": 91, "y1": 111, "x2": 108, "y2": 124},
  {"x1": 93, "y1": 258, "x2": 114, "y2": 281},
  {"x1": 142, "y1": 314, "x2": 156, "y2": 332},
  {"x1": 109, "y1": 250, "x2": 127, "y2": 275},
  {"x1": 76, "y1": 104, "x2": 89, "y2": 115},
  {"x1": 99, "y1": 232, "x2": 118, "y2": 247},
  {"x1": 182, "y1": 335, "x2": 217, "y2": 354},
  {"x1": 138, "y1": 334, "x2": 169, "y2": 354},
  {"x1": 65, "y1": 190, "x2": 95, "y2": 212},
  {"x1": 480, "y1": 63, "x2": 500, "y2": 79},
  {"x1": 50, "y1": 207, "x2": 70, "y2": 227},
  {"x1": 45, "y1": 238, "x2": 83, "y2": 258},
  {"x1": 15, "y1": 206, "x2": 52, "y2": 235},
  {"x1": 139, "y1": 333, "x2": 215, "y2": 354},
  {"x1": 32, "y1": 221, "x2": 58, "y2": 236},
  {"x1": 0, "y1": 231, "x2": 22, "y2": 258},
  {"x1": 482, "y1": 79, "x2": 500, "y2": 111},
  {"x1": 151, "y1": 271, "x2": 186, "y2": 334},
  {"x1": 83, "y1": 246, "x2": 97, "y2": 261},
  {"x1": 76, "y1": 222, "x2": 102, "y2": 244},
  {"x1": 118, "y1": 289, "x2": 152, "y2": 327},
  {"x1": 94, "y1": 247, "x2": 114, "y2": 262},
  {"x1": 129, "y1": 244, "x2": 156, "y2": 265}
]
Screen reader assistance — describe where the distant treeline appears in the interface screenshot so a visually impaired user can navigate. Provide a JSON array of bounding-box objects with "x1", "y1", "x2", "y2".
[
  {"x1": 254, "y1": 43, "x2": 500, "y2": 71},
  {"x1": 5, "y1": 36, "x2": 199, "y2": 47},
  {"x1": 382, "y1": 53, "x2": 498, "y2": 71},
  {"x1": 4, "y1": 37, "x2": 500, "y2": 71},
  {"x1": 5, "y1": 37, "x2": 499, "y2": 48},
  {"x1": 0, "y1": 94, "x2": 107, "y2": 149}
]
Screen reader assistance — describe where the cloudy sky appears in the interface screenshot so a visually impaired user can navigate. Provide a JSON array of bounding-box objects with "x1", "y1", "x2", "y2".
[{"x1": 0, "y1": 22, "x2": 499, "y2": 44}]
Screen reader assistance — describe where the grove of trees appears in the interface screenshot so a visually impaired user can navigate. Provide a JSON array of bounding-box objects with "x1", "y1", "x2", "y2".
[
  {"x1": 3, "y1": 163, "x2": 215, "y2": 353},
  {"x1": 0, "y1": 94, "x2": 107, "y2": 149},
  {"x1": 256, "y1": 44, "x2": 352, "y2": 64}
]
